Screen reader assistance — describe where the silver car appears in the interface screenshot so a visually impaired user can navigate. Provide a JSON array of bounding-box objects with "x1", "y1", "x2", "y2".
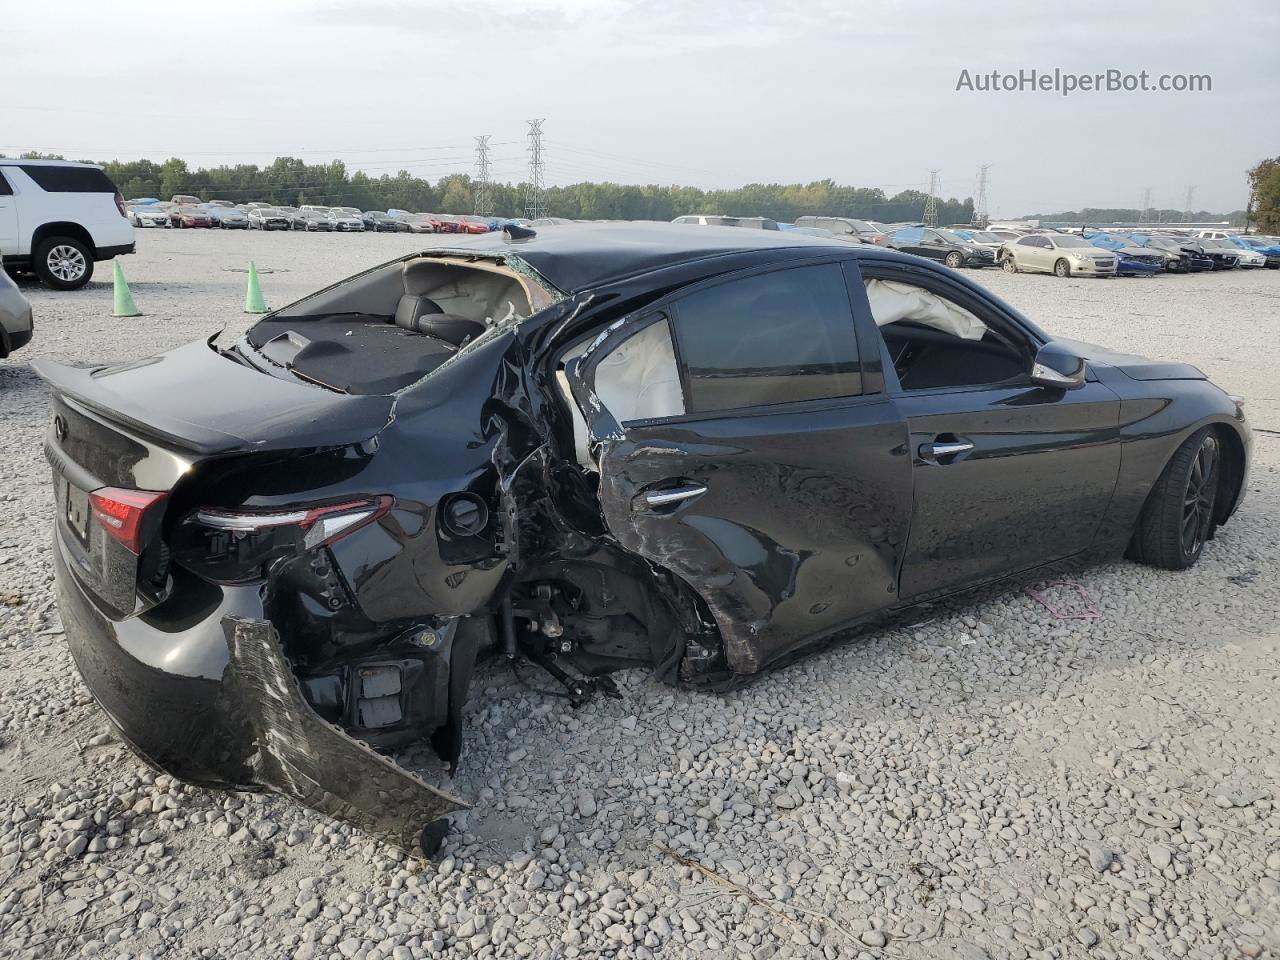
[
  {"x1": 0, "y1": 270, "x2": 34, "y2": 357},
  {"x1": 1000, "y1": 234, "x2": 1118, "y2": 277}
]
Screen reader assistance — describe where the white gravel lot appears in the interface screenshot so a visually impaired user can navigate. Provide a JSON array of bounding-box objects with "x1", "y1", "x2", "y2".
[{"x1": 1, "y1": 229, "x2": 1277, "y2": 960}]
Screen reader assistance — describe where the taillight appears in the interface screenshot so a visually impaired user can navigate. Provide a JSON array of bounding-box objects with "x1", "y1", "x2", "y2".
[
  {"x1": 194, "y1": 497, "x2": 392, "y2": 550},
  {"x1": 114, "y1": 191, "x2": 127, "y2": 218},
  {"x1": 174, "y1": 497, "x2": 392, "y2": 583},
  {"x1": 90, "y1": 487, "x2": 168, "y2": 554}
]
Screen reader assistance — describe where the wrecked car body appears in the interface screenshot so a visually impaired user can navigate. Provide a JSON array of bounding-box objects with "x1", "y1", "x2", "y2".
[{"x1": 36, "y1": 223, "x2": 1252, "y2": 853}]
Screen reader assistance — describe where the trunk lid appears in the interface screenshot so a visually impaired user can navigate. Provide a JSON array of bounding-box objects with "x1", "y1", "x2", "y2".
[{"x1": 34, "y1": 339, "x2": 395, "y2": 617}]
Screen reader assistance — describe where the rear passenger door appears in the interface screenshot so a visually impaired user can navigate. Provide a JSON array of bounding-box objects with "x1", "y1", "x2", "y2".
[{"x1": 566, "y1": 260, "x2": 913, "y2": 675}]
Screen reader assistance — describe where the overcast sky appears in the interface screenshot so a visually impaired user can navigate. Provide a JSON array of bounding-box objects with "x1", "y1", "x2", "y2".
[{"x1": 3, "y1": 0, "x2": 1276, "y2": 216}]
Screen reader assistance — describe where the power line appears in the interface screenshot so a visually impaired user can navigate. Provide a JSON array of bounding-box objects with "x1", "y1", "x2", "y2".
[
  {"x1": 923, "y1": 169, "x2": 939, "y2": 227},
  {"x1": 525, "y1": 119, "x2": 546, "y2": 220},
  {"x1": 473, "y1": 135, "x2": 493, "y2": 217}
]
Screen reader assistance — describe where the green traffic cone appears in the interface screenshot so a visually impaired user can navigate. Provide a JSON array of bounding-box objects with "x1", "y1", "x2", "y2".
[
  {"x1": 244, "y1": 261, "x2": 267, "y2": 314},
  {"x1": 112, "y1": 261, "x2": 141, "y2": 317}
]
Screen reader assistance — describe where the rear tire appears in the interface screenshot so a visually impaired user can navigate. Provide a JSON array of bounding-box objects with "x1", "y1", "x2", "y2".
[
  {"x1": 1128, "y1": 427, "x2": 1220, "y2": 570},
  {"x1": 33, "y1": 236, "x2": 94, "y2": 290},
  {"x1": 1054, "y1": 258, "x2": 1071, "y2": 278}
]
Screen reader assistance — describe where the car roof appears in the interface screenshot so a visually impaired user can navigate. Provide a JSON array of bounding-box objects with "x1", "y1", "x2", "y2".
[
  {"x1": 0, "y1": 159, "x2": 104, "y2": 169},
  {"x1": 438, "y1": 220, "x2": 855, "y2": 293}
]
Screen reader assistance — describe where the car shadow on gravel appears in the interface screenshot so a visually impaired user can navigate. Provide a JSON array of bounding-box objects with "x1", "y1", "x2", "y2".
[{"x1": 404, "y1": 526, "x2": 1275, "y2": 869}]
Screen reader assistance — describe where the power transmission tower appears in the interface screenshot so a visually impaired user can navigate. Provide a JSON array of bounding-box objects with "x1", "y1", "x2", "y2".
[
  {"x1": 473, "y1": 135, "x2": 493, "y2": 217},
  {"x1": 973, "y1": 164, "x2": 991, "y2": 229},
  {"x1": 525, "y1": 119, "x2": 546, "y2": 220},
  {"x1": 1138, "y1": 187, "x2": 1152, "y2": 224},
  {"x1": 1181, "y1": 185, "x2": 1195, "y2": 224},
  {"x1": 923, "y1": 169, "x2": 939, "y2": 227}
]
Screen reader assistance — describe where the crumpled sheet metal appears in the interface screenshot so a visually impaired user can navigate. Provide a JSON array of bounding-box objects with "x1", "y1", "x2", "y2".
[{"x1": 224, "y1": 617, "x2": 468, "y2": 854}]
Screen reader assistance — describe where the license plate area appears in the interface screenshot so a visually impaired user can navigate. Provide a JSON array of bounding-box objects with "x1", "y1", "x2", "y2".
[{"x1": 63, "y1": 477, "x2": 91, "y2": 543}]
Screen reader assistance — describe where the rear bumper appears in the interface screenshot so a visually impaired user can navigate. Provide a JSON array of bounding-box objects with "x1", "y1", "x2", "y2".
[
  {"x1": 54, "y1": 534, "x2": 467, "y2": 851},
  {"x1": 95, "y1": 243, "x2": 136, "y2": 261}
]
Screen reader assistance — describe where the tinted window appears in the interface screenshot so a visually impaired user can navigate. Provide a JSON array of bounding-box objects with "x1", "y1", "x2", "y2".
[
  {"x1": 19, "y1": 164, "x2": 116, "y2": 193},
  {"x1": 893, "y1": 227, "x2": 923, "y2": 244},
  {"x1": 0, "y1": 170, "x2": 11, "y2": 196},
  {"x1": 673, "y1": 264, "x2": 861, "y2": 413}
]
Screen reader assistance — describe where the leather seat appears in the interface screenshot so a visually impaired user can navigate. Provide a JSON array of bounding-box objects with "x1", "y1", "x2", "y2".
[{"x1": 394, "y1": 263, "x2": 488, "y2": 346}]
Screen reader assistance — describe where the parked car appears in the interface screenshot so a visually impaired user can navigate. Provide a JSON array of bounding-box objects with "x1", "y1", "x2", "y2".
[
  {"x1": 205, "y1": 200, "x2": 235, "y2": 209},
  {"x1": 394, "y1": 213, "x2": 436, "y2": 234},
  {"x1": 1180, "y1": 238, "x2": 1239, "y2": 270},
  {"x1": 455, "y1": 216, "x2": 493, "y2": 235},
  {"x1": 127, "y1": 197, "x2": 161, "y2": 206},
  {"x1": 298, "y1": 205, "x2": 332, "y2": 216},
  {"x1": 247, "y1": 208, "x2": 291, "y2": 231},
  {"x1": 890, "y1": 227, "x2": 995, "y2": 268},
  {"x1": 531, "y1": 217, "x2": 574, "y2": 226},
  {"x1": 170, "y1": 205, "x2": 213, "y2": 229},
  {"x1": 794, "y1": 216, "x2": 887, "y2": 244},
  {"x1": 999, "y1": 234, "x2": 1118, "y2": 277},
  {"x1": 672, "y1": 215, "x2": 781, "y2": 229},
  {"x1": 1207, "y1": 238, "x2": 1264, "y2": 268},
  {"x1": 129, "y1": 205, "x2": 171, "y2": 228},
  {"x1": 0, "y1": 266, "x2": 33, "y2": 357},
  {"x1": 215, "y1": 208, "x2": 249, "y2": 230},
  {"x1": 33, "y1": 222, "x2": 1251, "y2": 853},
  {"x1": 1231, "y1": 236, "x2": 1280, "y2": 268},
  {"x1": 1081, "y1": 233, "x2": 1166, "y2": 276},
  {"x1": 329, "y1": 206, "x2": 362, "y2": 218},
  {"x1": 0, "y1": 159, "x2": 135, "y2": 290},
  {"x1": 327, "y1": 211, "x2": 366, "y2": 232},
  {"x1": 294, "y1": 210, "x2": 333, "y2": 232},
  {"x1": 1130, "y1": 235, "x2": 1212, "y2": 272},
  {"x1": 952, "y1": 229, "x2": 1012, "y2": 252},
  {"x1": 361, "y1": 211, "x2": 404, "y2": 232}
]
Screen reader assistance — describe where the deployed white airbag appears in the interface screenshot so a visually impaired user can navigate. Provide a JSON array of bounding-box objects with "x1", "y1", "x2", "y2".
[
  {"x1": 593, "y1": 319, "x2": 685, "y2": 424},
  {"x1": 864, "y1": 279, "x2": 987, "y2": 340}
]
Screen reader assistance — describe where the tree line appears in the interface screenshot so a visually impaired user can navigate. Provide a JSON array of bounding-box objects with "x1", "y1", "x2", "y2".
[
  {"x1": 1024, "y1": 206, "x2": 1249, "y2": 228},
  {"x1": 7, "y1": 153, "x2": 975, "y2": 225}
]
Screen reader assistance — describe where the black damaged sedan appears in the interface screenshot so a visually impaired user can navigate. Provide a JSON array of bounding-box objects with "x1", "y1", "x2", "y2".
[{"x1": 35, "y1": 223, "x2": 1251, "y2": 853}]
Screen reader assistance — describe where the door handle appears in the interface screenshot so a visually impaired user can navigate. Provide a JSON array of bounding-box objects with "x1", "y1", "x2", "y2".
[
  {"x1": 919, "y1": 438, "x2": 973, "y2": 462},
  {"x1": 635, "y1": 483, "x2": 707, "y2": 511}
]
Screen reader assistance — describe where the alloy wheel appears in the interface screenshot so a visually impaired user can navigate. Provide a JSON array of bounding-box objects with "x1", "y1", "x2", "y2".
[
  {"x1": 1181, "y1": 435, "x2": 1218, "y2": 557},
  {"x1": 47, "y1": 245, "x2": 87, "y2": 283}
]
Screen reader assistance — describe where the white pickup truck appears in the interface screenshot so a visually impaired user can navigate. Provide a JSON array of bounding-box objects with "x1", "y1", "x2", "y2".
[{"x1": 0, "y1": 159, "x2": 135, "y2": 290}]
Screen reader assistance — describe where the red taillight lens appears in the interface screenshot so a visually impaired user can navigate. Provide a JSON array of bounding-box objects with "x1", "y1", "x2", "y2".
[
  {"x1": 90, "y1": 487, "x2": 168, "y2": 554},
  {"x1": 114, "y1": 191, "x2": 127, "y2": 218}
]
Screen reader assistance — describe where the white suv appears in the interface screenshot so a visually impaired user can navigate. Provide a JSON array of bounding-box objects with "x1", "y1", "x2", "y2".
[{"x1": 0, "y1": 160, "x2": 135, "y2": 290}]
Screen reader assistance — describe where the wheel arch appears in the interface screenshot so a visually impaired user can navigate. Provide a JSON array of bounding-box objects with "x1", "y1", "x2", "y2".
[
  {"x1": 1209, "y1": 421, "x2": 1247, "y2": 526},
  {"x1": 31, "y1": 222, "x2": 96, "y2": 257}
]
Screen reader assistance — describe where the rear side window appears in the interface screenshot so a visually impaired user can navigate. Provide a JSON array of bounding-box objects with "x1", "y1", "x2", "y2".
[
  {"x1": 893, "y1": 227, "x2": 923, "y2": 244},
  {"x1": 19, "y1": 165, "x2": 116, "y2": 193},
  {"x1": 0, "y1": 170, "x2": 11, "y2": 196},
  {"x1": 672, "y1": 263, "x2": 861, "y2": 414}
]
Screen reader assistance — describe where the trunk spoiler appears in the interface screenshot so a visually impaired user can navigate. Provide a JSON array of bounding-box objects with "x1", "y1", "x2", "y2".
[{"x1": 32, "y1": 339, "x2": 395, "y2": 456}]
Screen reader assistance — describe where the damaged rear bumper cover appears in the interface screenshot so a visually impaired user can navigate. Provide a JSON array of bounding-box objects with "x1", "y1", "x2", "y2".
[{"x1": 54, "y1": 542, "x2": 467, "y2": 854}]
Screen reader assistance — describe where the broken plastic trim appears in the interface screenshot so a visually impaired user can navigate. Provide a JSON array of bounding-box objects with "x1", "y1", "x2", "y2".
[{"x1": 222, "y1": 616, "x2": 468, "y2": 854}]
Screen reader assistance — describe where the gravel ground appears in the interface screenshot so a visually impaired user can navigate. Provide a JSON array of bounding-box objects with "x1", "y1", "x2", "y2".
[{"x1": 1, "y1": 229, "x2": 1277, "y2": 960}]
